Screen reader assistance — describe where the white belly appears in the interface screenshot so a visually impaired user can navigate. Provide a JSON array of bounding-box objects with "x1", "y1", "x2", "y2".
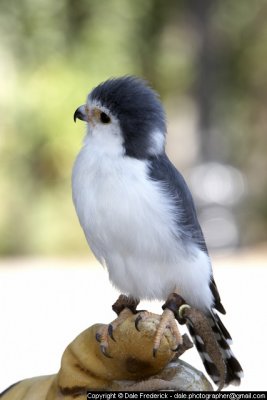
[{"x1": 72, "y1": 143, "x2": 213, "y2": 311}]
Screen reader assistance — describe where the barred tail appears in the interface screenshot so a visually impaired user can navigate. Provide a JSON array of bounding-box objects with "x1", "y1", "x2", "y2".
[
  {"x1": 186, "y1": 311, "x2": 243, "y2": 389},
  {"x1": 210, "y1": 313, "x2": 243, "y2": 386}
]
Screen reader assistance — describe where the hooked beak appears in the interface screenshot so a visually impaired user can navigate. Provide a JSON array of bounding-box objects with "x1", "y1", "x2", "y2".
[{"x1": 74, "y1": 105, "x2": 87, "y2": 122}]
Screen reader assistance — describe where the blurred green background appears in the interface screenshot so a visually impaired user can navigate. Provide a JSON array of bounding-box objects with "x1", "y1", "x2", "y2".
[{"x1": 1, "y1": 0, "x2": 267, "y2": 256}]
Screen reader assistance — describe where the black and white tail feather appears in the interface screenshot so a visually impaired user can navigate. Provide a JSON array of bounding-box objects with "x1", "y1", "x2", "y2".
[{"x1": 187, "y1": 311, "x2": 243, "y2": 389}]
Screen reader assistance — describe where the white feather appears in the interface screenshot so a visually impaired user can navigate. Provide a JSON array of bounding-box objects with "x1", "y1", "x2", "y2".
[
  {"x1": 148, "y1": 129, "x2": 166, "y2": 155},
  {"x1": 195, "y1": 335, "x2": 204, "y2": 345},
  {"x1": 202, "y1": 352, "x2": 213, "y2": 363},
  {"x1": 72, "y1": 115, "x2": 213, "y2": 312}
]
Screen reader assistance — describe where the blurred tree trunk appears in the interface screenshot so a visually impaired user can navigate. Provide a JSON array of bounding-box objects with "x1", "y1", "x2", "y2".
[
  {"x1": 186, "y1": 0, "x2": 219, "y2": 162},
  {"x1": 133, "y1": 0, "x2": 168, "y2": 91}
]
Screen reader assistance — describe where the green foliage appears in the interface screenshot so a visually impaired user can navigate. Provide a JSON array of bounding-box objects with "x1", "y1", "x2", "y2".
[{"x1": 0, "y1": 0, "x2": 267, "y2": 254}]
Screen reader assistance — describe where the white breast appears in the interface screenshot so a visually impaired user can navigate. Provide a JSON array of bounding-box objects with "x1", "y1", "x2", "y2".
[{"x1": 72, "y1": 137, "x2": 213, "y2": 311}]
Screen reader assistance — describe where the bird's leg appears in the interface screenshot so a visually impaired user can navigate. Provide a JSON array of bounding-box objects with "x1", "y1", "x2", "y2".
[
  {"x1": 162, "y1": 292, "x2": 188, "y2": 324},
  {"x1": 109, "y1": 294, "x2": 140, "y2": 338},
  {"x1": 96, "y1": 295, "x2": 139, "y2": 357},
  {"x1": 135, "y1": 293, "x2": 187, "y2": 357},
  {"x1": 153, "y1": 309, "x2": 182, "y2": 357},
  {"x1": 155, "y1": 293, "x2": 188, "y2": 356}
]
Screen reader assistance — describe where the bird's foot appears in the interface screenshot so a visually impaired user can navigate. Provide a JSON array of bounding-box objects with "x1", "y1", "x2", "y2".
[
  {"x1": 152, "y1": 308, "x2": 183, "y2": 357},
  {"x1": 95, "y1": 295, "x2": 139, "y2": 358},
  {"x1": 134, "y1": 293, "x2": 188, "y2": 357},
  {"x1": 134, "y1": 311, "x2": 154, "y2": 331}
]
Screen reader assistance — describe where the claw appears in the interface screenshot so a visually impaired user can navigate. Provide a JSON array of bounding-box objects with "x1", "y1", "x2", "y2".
[
  {"x1": 135, "y1": 314, "x2": 142, "y2": 331},
  {"x1": 153, "y1": 347, "x2": 158, "y2": 358},
  {"x1": 108, "y1": 324, "x2": 116, "y2": 342},
  {"x1": 172, "y1": 344, "x2": 181, "y2": 352},
  {"x1": 100, "y1": 345, "x2": 112, "y2": 358}
]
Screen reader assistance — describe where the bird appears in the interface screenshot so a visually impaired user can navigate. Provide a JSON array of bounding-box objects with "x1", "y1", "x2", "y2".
[{"x1": 72, "y1": 76, "x2": 243, "y2": 388}]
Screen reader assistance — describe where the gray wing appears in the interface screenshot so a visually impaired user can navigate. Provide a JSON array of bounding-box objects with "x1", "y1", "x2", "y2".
[{"x1": 148, "y1": 153, "x2": 225, "y2": 314}]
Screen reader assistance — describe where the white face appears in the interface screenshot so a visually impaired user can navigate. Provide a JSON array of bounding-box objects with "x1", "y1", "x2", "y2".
[
  {"x1": 83, "y1": 98, "x2": 125, "y2": 156},
  {"x1": 76, "y1": 96, "x2": 166, "y2": 158}
]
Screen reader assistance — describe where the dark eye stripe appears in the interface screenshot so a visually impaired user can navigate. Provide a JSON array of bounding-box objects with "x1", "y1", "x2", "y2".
[{"x1": 100, "y1": 112, "x2": 111, "y2": 124}]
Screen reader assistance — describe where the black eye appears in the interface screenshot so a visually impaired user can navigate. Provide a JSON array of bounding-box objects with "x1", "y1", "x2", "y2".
[{"x1": 100, "y1": 112, "x2": 111, "y2": 124}]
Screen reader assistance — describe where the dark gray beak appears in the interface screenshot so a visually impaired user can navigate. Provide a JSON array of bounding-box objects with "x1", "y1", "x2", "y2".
[{"x1": 74, "y1": 105, "x2": 87, "y2": 122}]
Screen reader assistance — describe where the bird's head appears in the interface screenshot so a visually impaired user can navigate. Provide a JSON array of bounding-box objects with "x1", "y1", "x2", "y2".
[{"x1": 74, "y1": 76, "x2": 166, "y2": 159}]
